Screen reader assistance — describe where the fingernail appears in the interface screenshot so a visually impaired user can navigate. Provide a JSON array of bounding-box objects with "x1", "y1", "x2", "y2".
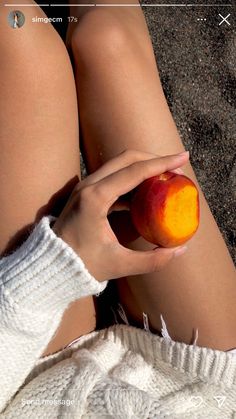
[
  {"x1": 177, "y1": 151, "x2": 189, "y2": 157},
  {"x1": 174, "y1": 245, "x2": 188, "y2": 257},
  {"x1": 172, "y1": 168, "x2": 184, "y2": 174}
]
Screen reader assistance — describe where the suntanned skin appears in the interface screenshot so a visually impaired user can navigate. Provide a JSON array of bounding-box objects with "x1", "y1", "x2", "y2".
[
  {"x1": 1, "y1": 1, "x2": 235, "y2": 357},
  {"x1": 0, "y1": 2, "x2": 97, "y2": 354},
  {"x1": 66, "y1": 1, "x2": 236, "y2": 351}
]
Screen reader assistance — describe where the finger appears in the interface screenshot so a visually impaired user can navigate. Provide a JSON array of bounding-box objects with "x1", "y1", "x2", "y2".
[
  {"x1": 115, "y1": 245, "x2": 188, "y2": 277},
  {"x1": 83, "y1": 149, "x2": 160, "y2": 186},
  {"x1": 106, "y1": 166, "x2": 185, "y2": 214},
  {"x1": 93, "y1": 151, "x2": 189, "y2": 213}
]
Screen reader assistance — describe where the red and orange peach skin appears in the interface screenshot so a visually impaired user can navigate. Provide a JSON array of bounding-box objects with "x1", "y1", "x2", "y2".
[{"x1": 130, "y1": 171, "x2": 200, "y2": 248}]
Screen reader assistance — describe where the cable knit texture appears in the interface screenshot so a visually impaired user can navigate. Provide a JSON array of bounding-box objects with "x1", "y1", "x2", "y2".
[{"x1": 0, "y1": 216, "x2": 236, "y2": 418}]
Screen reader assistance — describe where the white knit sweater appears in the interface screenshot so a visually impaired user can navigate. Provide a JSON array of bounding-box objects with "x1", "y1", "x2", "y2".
[{"x1": 0, "y1": 216, "x2": 236, "y2": 418}]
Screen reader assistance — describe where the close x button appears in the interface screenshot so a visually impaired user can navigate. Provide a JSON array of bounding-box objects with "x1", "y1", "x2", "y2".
[{"x1": 218, "y1": 13, "x2": 231, "y2": 26}]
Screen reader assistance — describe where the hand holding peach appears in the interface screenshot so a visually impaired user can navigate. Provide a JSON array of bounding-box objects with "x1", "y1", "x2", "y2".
[{"x1": 53, "y1": 150, "x2": 190, "y2": 282}]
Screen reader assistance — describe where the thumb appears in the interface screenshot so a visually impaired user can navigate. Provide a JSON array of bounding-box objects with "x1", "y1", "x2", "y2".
[{"x1": 119, "y1": 245, "x2": 188, "y2": 277}]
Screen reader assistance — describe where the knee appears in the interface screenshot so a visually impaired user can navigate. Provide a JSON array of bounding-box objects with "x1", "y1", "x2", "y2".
[
  {"x1": 0, "y1": 8, "x2": 74, "y2": 101},
  {"x1": 70, "y1": 9, "x2": 131, "y2": 63},
  {"x1": 0, "y1": 5, "x2": 69, "y2": 73}
]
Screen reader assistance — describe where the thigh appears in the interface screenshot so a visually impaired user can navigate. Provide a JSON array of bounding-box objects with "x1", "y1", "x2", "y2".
[
  {"x1": 0, "y1": 1, "x2": 79, "y2": 255},
  {"x1": 69, "y1": 11, "x2": 236, "y2": 350},
  {"x1": 0, "y1": 2, "x2": 97, "y2": 354}
]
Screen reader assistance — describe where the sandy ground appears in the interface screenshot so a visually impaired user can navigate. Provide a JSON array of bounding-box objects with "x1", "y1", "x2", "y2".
[
  {"x1": 144, "y1": 5, "x2": 236, "y2": 263},
  {"x1": 44, "y1": 3, "x2": 235, "y2": 264}
]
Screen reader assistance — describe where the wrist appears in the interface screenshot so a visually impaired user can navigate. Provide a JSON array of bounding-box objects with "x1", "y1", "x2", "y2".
[{"x1": 52, "y1": 220, "x2": 79, "y2": 256}]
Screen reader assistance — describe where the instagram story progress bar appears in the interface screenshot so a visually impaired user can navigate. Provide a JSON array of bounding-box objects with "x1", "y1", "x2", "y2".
[{"x1": 3, "y1": 3, "x2": 234, "y2": 7}]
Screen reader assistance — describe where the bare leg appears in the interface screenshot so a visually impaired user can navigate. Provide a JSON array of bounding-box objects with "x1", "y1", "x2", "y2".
[
  {"x1": 0, "y1": 1, "x2": 96, "y2": 356},
  {"x1": 69, "y1": 4, "x2": 236, "y2": 351}
]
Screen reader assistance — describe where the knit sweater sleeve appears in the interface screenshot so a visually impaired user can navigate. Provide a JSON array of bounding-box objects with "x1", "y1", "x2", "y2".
[{"x1": 0, "y1": 215, "x2": 108, "y2": 413}]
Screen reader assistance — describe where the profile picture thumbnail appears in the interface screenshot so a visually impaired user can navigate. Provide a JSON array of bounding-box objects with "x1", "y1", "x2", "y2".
[{"x1": 8, "y1": 10, "x2": 25, "y2": 29}]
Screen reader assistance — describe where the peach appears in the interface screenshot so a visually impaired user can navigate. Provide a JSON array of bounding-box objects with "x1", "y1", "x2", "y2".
[{"x1": 130, "y1": 171, "x2": 199, "y2": 247}]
